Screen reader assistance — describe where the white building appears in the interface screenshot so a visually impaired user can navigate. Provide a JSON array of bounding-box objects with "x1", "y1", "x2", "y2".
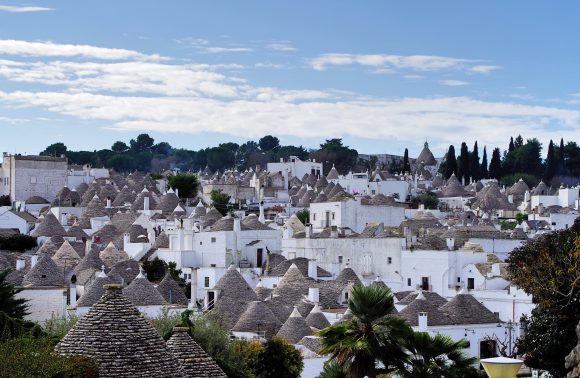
[
  {"x1": 0, "y1": 153, "x2": 68, "y2": 203},
  {"x1": 67, "y1": 165, "x2": 110, "y2": 189},
  {"x1": 267, "y1": 156, "x2": 323, "y2": 181},
  {"x1": 530, "y1": 186, "x2": 580, "y2": 210}
]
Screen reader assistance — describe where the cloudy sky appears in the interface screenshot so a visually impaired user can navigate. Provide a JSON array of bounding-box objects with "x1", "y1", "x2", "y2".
[{"x1": 0, "y1": 1, "x2": 579, "y2": 157}]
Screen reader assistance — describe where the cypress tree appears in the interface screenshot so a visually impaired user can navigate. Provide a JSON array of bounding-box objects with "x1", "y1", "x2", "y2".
[
  {"x1": 544, "y1": 140, "x2": 556, "y2": 184},
  {"x1": 480, "y1": 146, "x2": 489, "y2": 178},
  {"x1": 514, "y1": 135, "x2": 524, "y2": 149},
  {"x1": 403, "y1": 148, "x2": 411, "y2": 173},
  {"x1": 509, "y1": 137, "x2": 515, "y2": 152},
  {"x1": 470, "y1": 141, "x2": 480, "y2": 181},
  {"x1": 489, "y1": 148, "x2": 503, "y2": 180},
  {"x1": 559, "y1": 138, "x2": 566, "y2": 175},
  {"x1": 457, "y1": 142, "x2": 470, "y2": 183},
  {"x1": 444, "y1": 145, "x2": 457, "y2": 179}
]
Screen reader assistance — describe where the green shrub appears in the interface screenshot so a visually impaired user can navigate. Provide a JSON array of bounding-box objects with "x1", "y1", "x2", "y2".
[
  {"x1": 43, "y1": 314, "x2": 78, "y2": 341},
  {"x1": 0, "y1": 234, "x2": 37, "y2": 252}
]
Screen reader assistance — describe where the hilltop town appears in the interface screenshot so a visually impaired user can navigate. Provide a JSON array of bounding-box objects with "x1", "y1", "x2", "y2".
[{"x1": 0, "y1": 134, "x2": 579, "y2": 377}]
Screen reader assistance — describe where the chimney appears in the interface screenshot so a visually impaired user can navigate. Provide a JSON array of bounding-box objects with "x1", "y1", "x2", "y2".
[
  {"x1": 507, "y1": 194, "x2": 514, "y2": 204},
  {"x1": 16, "y1": 259, "x2": 25, "y2": 271},
  {"x1": 305, "y1": 224, "x2": 313, "y2": 238},
  {"x1": 259, "y1": 201, "x2": 265, "y2": 223},
  {"x1": 234, "y1": 216, "x2": 241, "y2": 232},
  {"x1": 446, "y1": 238, "x2": 455, "y2": 251},
  {"x1": 178, "y1": 228, "x2": 184, "y2": 251},
  {"x1": 307, "y1": 259, "x2": 318, "y2": 279},
  {"x1": 330, "y1": 225, "x2": 338, "y2": 238},
  {"x1": 491, "y1": 263, "x2": 501, "y2": 276},
  {"x1": 190, "y1": 268, "x2": 198, "y2": 309},
  {"x1": 60, "y1": 214, "x2": 67, "y2": 226},
  {"x1": 282, "y1": 227, "x2": 293, "y2": 239},
  {"x1": 143, "y1": 196, "x2": 149, "y2": 211},
  {"x1": 123, "y1": 233, "x2": 130, "y2": 250},
  {"x1": 524, "y1": 190, "x2": 530, "y2": 202},
  {"x1": 30, "y1": 255, "x2": 38, "y2": 268},
  {"x1": 175, "y1": 188, "x2": 179, "y2": 197},
  {"x1": 106, "y1": 196, "x2": 112, "y2": 208},
  {"x1": 69, "y1": 283, "x2": 77, "y2": 306},
  {"x1": 85, "y1": 240, "x2": 93, "y2": 253},
  {"x1": 308, "y1": 287, "x2": 320, "y2": 303},
  {"x1": 418, "y1": 312, "x2": 428, "y2": 331}
]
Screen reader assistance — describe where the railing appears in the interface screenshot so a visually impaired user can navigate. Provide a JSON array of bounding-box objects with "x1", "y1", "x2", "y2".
[{"x1": 202, "y1": 299, "x2": 215, "y2": 313}]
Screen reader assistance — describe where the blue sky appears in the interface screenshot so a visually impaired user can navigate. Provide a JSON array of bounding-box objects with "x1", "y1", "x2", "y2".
[{"x1": 0, "y1": 1, "x2": 579, "y2": 158}]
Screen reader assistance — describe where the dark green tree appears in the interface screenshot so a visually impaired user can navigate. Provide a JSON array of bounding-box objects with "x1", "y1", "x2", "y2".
[
  {"x1": 210, "y1": 189, "x2": 231, "y2": 216},
  {"x1": 397, "y1": 332, "x2": 478, "y2": 378},
  {"x1": 206, "y1": 146, "x2": 235, "y2": 172},
  {"x1": 0, "y1": 270, "x2": 29, "y2": 319},
  {"x1": 558, "y1": 138, "x2": 566, "y2": 176},
  {"x1": 507, "y1": 218, "x2": 580, "y2": 377},
  {"x1": 544, "y1": 140, "x2": 556, "y2": 184},
  {"x1": 514, "y1": 134, "x2": 524, "y2": 149},
  {"x1": 457, "y1": 142, "x2": 470, "y2": 183},
  {"x1": 469, "y1": 141, "x2": 480, "y2": 181},
  {"x1": 252, "y1": 336, "x2": 304, "y2": 378},
  {"x1": 142, "y1": 257, "x2": 166, "y2": 282},
  {"x1": 564, "y1": 141, "x2": 580, "y2": 177},
  {"x1": 489, "y1": 148, "x2": 503, "y2": 180},
  {"x1": 480, "y1": 146, "x2": 488, "y2": 179},
  {"x1": 168, "y1": 174, "x2": 199, "y2": 199},
  {"x1": 151, "y1": 142, "x2": 173, "y2": 156},
  {"x1": 443, "y1": 145, "x2": 457, "y2": 179},
  {"x1": 258, "y1": 135, "x2": 280, "y2": 152},
  {"x1": 508, "y1": 137, "x2": 515, "y2": 152},
  {"x1": 317, "y1": 285, "x2": 411, "y2": 378},
  {"x1": 517, "y1": 138, "x2": 543, "y2": 177},
  {"x1": 106, "y1": 155, "x2": 136, "y2": 173},
  {"x1": 129, "y1": 133, "x2": 154, "y2": 153},
  {"x1": 111, "y1": 141, "x2": 129, "y2": 153},
  {"x1": 403, "y1": 148, "x2": 411, "y2": 173},
  {"x1": 295, "y1": 209, "x2": 310, "y2": 225},
  {"x1": 40, "y1": 142, "x2": 67, "y2": 157},
  {"x1": 312, "y1": 139, "x2": 358, "y2": 175}
]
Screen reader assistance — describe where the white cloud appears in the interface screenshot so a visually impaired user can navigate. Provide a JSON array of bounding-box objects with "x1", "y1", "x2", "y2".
[
  {"x1": 267, "y1": 43, "x2": 296, "y2": 52},
  {"x1": 403, "y1": 74, "x2": 424, "y2": 80},
  {"x1": 309, "y1": 53, "x2": 472, "y2": 72},
  {"x1": 470, "y1": 65, "x2": 500, "y2": 74},
  {"x1": 255, "y1": 62, "x2": 284, "y2": 69},
  {"x1": 0, "y1": 40, "x2": 164, "y2": 61},
  {"x1": 439, "y1": 79, "x2": 469, "y2": 86},
  {"x1": 0, "y1": 5, "x2": 52, "y2": 12},
  {"x1": 204, "y1": 46, "x2": 253, "y2": 53},
  {"x1": 179, "y1": 38, "x2": 254, "y2": 54}
]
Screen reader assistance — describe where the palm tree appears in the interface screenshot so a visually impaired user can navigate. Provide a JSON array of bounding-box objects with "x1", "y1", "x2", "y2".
[
  {"x1": 317, "y1": 284, "x2": 411, "y2": 378},
  {"x1": 397, "y1": 332, "x2": 478, "y2": 378}
]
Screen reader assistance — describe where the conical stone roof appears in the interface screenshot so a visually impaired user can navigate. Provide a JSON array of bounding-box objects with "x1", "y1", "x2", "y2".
[
  {"x1": 416, "y1": 142, "x2": 437, "y2": 166},
  {"x1": 336, "y1": 265, "x2": 362, "y2": 286},
  {"x1": 212, "y1": 266, "x2": 259, "y2": 328},
  {"x1": 100, "y1": 242, "x2": 129, "y2": 268},
  {"x1": 55, "y1": 284, "x2": 187, "y2": 377},
  {"x1": 157, "y1": 191, "x2": 180, "y2": 214},
  {"x1": 439, "y1": 293, "x2": 499, "y2": 325},
  {"x1": 272, "y1": 263, "x2": 309, "y2": 306},
  {"x1": 76, "y1": 270, "x2": 118, "y2": 307},
  {"x1": 153, "y1": 232, "x2": 170, "y2": 249},
  {"x1": 112, "y1": 186, "x2": 136, "y2": 207},
  {"x1": 123, "y1": 270, "x2": 167, "y2": 306},
  {"x1": 326, "y1": 165, "x2": 339, "y2": 180},
  {"x1": 22, "y1": 254, "x2": 63, "y2": 287},
  {"x1": 31, "y1": 212, "x2": 67, "y2": 238},
  {"x1": 36, "y1": 235, "x2": 65, "y2": 256},
  {"x1": 66, "y1": 222, "x2": 89, "y2": 241},
  {"x1": 156, "y1": 272, "x2": 188, "y2": 306},
  {"x1": 232, "y1": 300, "x2": 282, "y2": 339},
  {"x1": 276, "y1": 307, "x2": 312, "y2": 344},
  {"x1": 305, "y1": 303, "x2": 331, "y2": 330},
  {"x1": 166, "y1": 327, "x2": 227, "y2": 378},
  {"x1": 74, "y1": 245, "x2": 104, "y2": 274},
  {"x1": 254, "y1": 280, "x2": 272, "y2": 301},
  {"x1": 52, "y1": 240, "x2": 82, "y2": 268}
]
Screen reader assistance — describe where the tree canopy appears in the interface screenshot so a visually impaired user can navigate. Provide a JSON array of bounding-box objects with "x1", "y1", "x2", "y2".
[{"x1": 167, "y1": 173, "x2": 199, "y2": 199}]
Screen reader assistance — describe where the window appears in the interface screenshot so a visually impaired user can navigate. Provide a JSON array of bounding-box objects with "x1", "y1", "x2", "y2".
[
  {"x1": 421, "y1": 277, "x2": 430, "y2": 291},
  {"x1": 30, "y1": 176, "x2": 37, "y2": 184},
  {"x1": 211, "y1": 237, "x2": 216, "y2": 243},
  {"x1": 312, "y1": 213, "x2": 316, "y2": 221},
  {"x1": 467, "y1": 277, "x2": 475, "y2": 290},
  {"x1": 41, "y1": 274, "x2": 46, "y2": 278},
  {"x1": 407, "y1": 278, "x2": 412, "y2": 287},
  {"x1": 200, "y1": 241, "x2": 202, "y2": 245},
  {"x1": 371, "y1": 190, "x2": 376, "y2": 195},
  {"x1": 332, "y1": 212, "x2": 335, "y2": 220},
  {"x1": 204, "y1": 277, "x2": 210, "y2": 287},
  {"x1": 457, "y1": 277, "x2": 461, "y2": 283},
  {"x1": 338, "y1": 256, "x2": 343, "y2": 263},
  {"x1": 387, "y1": 257, "x2": 392, "y2": 264},
  {"x1": 210, "y1": 264, "x2": 216, "y2": 267}
]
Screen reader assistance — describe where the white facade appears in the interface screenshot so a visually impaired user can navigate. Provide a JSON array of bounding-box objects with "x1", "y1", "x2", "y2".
[
  {"x1": 0, "y1": 154, "x2": 68, "y2": 203},
  {"x1": 0, "y1": 207, "x2": 32, "y2": 234},
  {"x1": 267, "y1": 156, "x2": 323, "y2": 180},
  {"x1": 67, "y1": 166, "x2": 109, "y2": 188},
  {"x1": 309, "y1": 198, "x2": 405, "y2": 232},
  {"x1": 531, "y1": 187, "x2": 580, "y2": 209},
  {"x1": 16, "y1": 287, "x2": 67, "y2": 323}
]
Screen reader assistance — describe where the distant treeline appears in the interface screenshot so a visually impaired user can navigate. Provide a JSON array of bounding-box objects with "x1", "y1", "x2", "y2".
[{"x1": 40, "y1": 134, "x2": 579, "y2": 187}]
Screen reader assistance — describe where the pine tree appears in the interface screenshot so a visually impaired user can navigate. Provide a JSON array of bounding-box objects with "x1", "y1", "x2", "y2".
[
  {"x1": 403, "y1": 148, "x2": 410, "y2": 173},
  {"x1": 480, "y1": 146, "x2": 489, "y2": 179},
  {"x1": 514, "y1": 135, "x2": 524, "y2": 149},
  {"x1": 444, "y1": 145, "x2": 457, "y2": 179},
  {"x1": 489, "y1": 148, "x2": 503, "y2": 180},
  {"x1": 509, "y1": 137, "x2": 515, "y2": 152},
  {"x1": 457, "y1": 142, "x2": 470, "y2": 183},
  {"x1": 544, "y1": 140, "x2": 556, "y2": 184},
  {"x1": 0, "y1": 270, "x2": 29, "y2": 319},
  {"x1": 470, "y1": 141, "x2": 480, "y2": 181}
]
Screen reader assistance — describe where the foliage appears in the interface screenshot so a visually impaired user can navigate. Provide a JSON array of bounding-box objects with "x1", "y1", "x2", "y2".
[
  {"x1": 507, "y1": 218, "x2": 580, "y2": 376},
  {"x1": 410, "y1": 192, "x2": 439, "y2": 210},
  {"x1": 40, "y1": 142, "x2": 67, "y2": 157},
  {"x1": 443, "y1": 145, "x2": 457, "y2": 179},
  {"x1": 480, "y1": 146, "x2": 489, "y2": 179},
  {"x1": 544, "y1": 139, "x2": 556, "y2": 184},
  {"x1": 489, "y1": 147, "x2": 503, "y2": 180},
  {"x1": 500, "y1": 220, "x2": 517, "y2": 231},
  {"x1": 0, "y1": 195, "x2": 10, "y2": 206},
  {"x1": 499, "y1": 173, "x2": 539, "y2": 188},
  {"x1": 130, "y1": 133, "x2": 155, "y2": 153},
  {"x1": 142, "y1": 257, "x2": 166, "y2": 282},
  {"x1": 43, "y1": 314, "x2": 78, "y2": 341},
  {"x1": 211, "y1": 189, "x2": 231, "y2": 216},
  {"x1": 397, "y1": 332, "x2": 478, "y2": 378},
  {"x1": 317, "y1": 285, "x2": 411, "y2": 378},
  {"x1": 515, "y1": 213, "x2": 528, "y2": 225},
  {"x1": 469, "y1": 141, "x2": 480, "y2": 181},
  {"x1": 245, "y1": 336, "x2": 304, "y2": 378},
  {"x1": 0, "y1": 311, "x2": 43, "y2": 341},
  {"x1": 317, "y1": 360, "x2": 347, "y2": 378},
  {"x1": 457, "y1": 142, "x2": 470, "y2": 182},
  {"x1": 111, "y1": 141, "x2": 129, "y2": 153},
  {"x1": 0, "y1": 336, "x2": 98, "y2": 378},
  {"x1": 402, "y1": 148, "x2": 411, "y2": 173},
  {"x1": 0, "y1": 270, "x2": 29, "y2": 319},
  {"x1": 312, "y1": 138, "x2": 358, "y2": 176},
  {"x1": 150, "y1": 306, "x2": 183, "y2": 340},
  {"x1": 295, "y1": 209, "x2": 310, "y2": 225},
  {"x1": 167, "y1": 173, "x2": 199, "y2": 199},
  {"x1": 0, "y1": 234, "x2": 38, "y2": 251},
  {"x1": 259, "y1": 135, "x2": 280, "y2": 152}
]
